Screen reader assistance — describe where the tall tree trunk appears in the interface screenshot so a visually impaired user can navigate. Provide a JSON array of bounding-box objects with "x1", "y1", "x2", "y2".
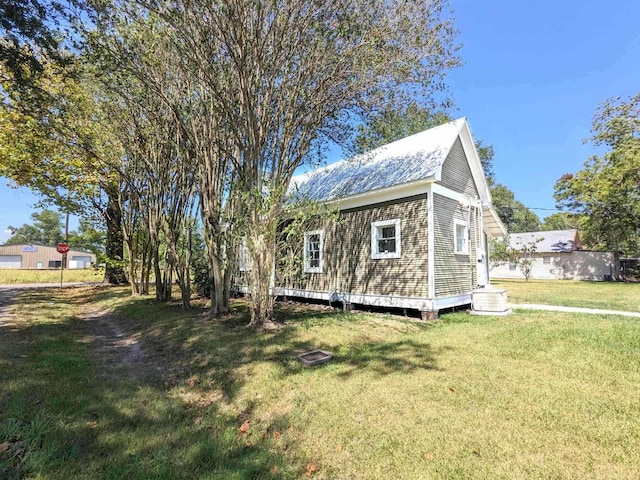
[
  {"x1": 104, "y1": 183, "x2": 128, "y2": 285},
  {"x1": 247, "y1": 227, "x2": 276, "y2": 329}
]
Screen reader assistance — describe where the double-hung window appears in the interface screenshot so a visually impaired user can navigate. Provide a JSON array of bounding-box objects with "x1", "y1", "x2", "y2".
[
  {"x1": 304, "y1": 230, "x2": 323, "y2": 273},
  {"x1": 371, "y1": 219, "x2": 401, "y2": 259},
  {"x1": 454, "y1": 219, "x2": 469, "y2": 255}
]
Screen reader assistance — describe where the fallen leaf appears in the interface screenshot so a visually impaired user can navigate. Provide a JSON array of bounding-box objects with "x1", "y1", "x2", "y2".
[
  {"x1": 87, "y1": 421, "x2": 98, "y2": 429},
  {"x1": 273, "y1": 431, "x2": 281, "y2": 439},
  {"x1": 306, "y1": 463, "x2": 317, "y2": 476},
  {"x1": 187, "y1": 377, "x2": 199, "y2": 388},
  {"x1": 0, "y1": 442, "x2": 10, "y2": 452},
  {"x1": 194, "y1": 416, "x2": 202, "y2": 426},
  {"x1": 270, "y1": 465, "x2": 278, "y2": 474},
  {"x1": 244, "y1": 439, "x2": 252, "y2": 446},
  {"x1": 336, "y1": 444, "x2": 343, "y2": 452},
  {"x1": 449, "y1": 387, "x2": 456, "y2": 393},
  {"x1": 239, "y1": 420, "x2": 250, "y2": 434}
]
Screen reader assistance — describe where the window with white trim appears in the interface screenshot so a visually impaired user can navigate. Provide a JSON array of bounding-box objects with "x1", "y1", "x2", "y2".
[
  {"x1": 304, "y1": 230, "x2": 323, "y2": 273},
  {"x1": 454, "y1": 219, "x2": 469, "y2": 255},
  {"x1": 543, "y1": 256, "x2": 551, "y2": 265},
  {"x1": 371, "y1": 219, "x2": 401, "y2": 259}
]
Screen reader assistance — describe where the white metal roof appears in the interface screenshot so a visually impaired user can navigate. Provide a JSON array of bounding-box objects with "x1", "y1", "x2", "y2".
[{"x1": 290, "y1": 118, "x2": 467, "y2": 202}]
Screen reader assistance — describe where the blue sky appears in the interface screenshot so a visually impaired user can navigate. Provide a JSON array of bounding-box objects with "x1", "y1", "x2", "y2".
[
  {"x1": 448, "y1": 0, "x2": 640, "y2": 216},
  {"x1": 1, "y1": 0, "x2": 639, "y2": 243}
]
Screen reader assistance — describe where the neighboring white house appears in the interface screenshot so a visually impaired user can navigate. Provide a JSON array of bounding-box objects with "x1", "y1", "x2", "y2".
[{"x1": 492, "y1": 229, "x2": 620, "y2": 281}]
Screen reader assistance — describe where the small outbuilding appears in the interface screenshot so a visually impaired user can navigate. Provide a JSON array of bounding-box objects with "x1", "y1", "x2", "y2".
[
  {"x1": 0, "y1": 244, "x2": 96, "y2": 269},
  {"x1": 491, "y1": 229, "x2": 620, "y2": 281}
]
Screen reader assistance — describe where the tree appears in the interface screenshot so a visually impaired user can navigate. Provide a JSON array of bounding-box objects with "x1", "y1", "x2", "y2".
[
  {"x1": 68, "y1": 217, "x2": 106, "y2": 263},
  {"x1": 0, "y1": 0, "x2": 72, "y2": 88},
  {"x1": 511, "y1": 237, "x2": 543, "y2": 282},
  {"x1": 6, "y1": 209, "x2": 63, "y2": 245},
  {"x1": 488, "y1": 236, "x2": 511, "y2": 271},
  {"x1": 540, "y1": 212, "x2": 582, "y2": 232},
  {"x1": 0, "y1": 59, "x2": 129, "y2": 285},
  {"x1": 554, "y1": 93, "x2": 640, "y2": 255},
  {"x1": 115, "y1": 0, "x2": 460, "y2": 328},
  {"x1": 491, "y1": 183, "x2": 540, "y2": 233}
]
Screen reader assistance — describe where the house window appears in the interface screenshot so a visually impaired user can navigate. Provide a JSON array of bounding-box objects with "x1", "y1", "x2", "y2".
[
  {"x1": 371, "y1": 219, "x2": 401, "y2": 259},
  {"x1": 453, "y1": 219, "x2": 469, "y2": 255},
  {"x1": 509, "y1": 261, "x2": 517, "y2": 271},
  {"x1": 304, "y1": 230, "x2": 323, "y2": 273},
  {"x1": 543, "y1": 256, "x2": 551, "y2": 265},
  {"x1": 48, "y1": 260, "x2": 62, "y2": 268}
]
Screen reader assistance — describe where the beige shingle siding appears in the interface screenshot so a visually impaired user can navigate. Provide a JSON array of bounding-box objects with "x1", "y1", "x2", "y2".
[
  {"x1": 433, "y1": 194, "x2": 478, "y2": 297},
  {"x1": 278, "y1": 195, "x2": 429, "y2": 298},
  {"x1": 439, "y1": 138, "x2": 480, "y2": 197}
]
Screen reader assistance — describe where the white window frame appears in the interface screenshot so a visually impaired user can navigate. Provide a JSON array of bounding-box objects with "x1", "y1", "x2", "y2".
[
  {"x1": 454, "y1": 219, "x2": 469, "y2": 255},
  {"x1": 371, "y1": 219, "x2": 401, "y2": 259},
  {"x1": 304, "y1": 230, "x2": 324, "y2": 273}
]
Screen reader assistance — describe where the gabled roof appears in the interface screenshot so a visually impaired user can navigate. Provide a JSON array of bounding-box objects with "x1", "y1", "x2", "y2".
[
  {"x1": 291, "y1": 118, "x2": 469, "y2": 202},
  {"x1": 289, "y1": 118, "x2": 506, "y2": 237},
  {"x1": 509, "y1": 230, "x2": 581, "y2": 253}
]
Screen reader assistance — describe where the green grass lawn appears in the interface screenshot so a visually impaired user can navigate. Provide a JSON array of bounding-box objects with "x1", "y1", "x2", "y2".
[
  {"x1": 0, "y1": 268, "x2": 105, "y2": 284},
  {"x1": 492, "y1": 278, "x2": 640, "y2": 312},
  {"x1": 1, "y1": 287, "x2": 639, "y2": 479}
]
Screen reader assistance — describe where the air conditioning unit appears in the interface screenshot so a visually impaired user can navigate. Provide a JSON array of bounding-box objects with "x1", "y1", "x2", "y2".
[{"x1": 471, "y1": 287, "x2": 511, "y2": 316}]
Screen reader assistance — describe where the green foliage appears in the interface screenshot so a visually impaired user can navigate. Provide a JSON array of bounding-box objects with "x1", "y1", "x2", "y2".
[
  {"x1": 189, "y1": 226, "x2": 210, "y2": 297},
  {"x1": 0, "y1": 0, "x2": 72, "y2": 88},
  {"x1": 540, "y1": 212, "x2": 583, "y2": 231},
  {"x1": 554, "y1": 93, "x2": 640, "y2": 255},
  {"x1": 491, "y1": 183, "x2": 541, "y2": 233},
  {"x1": 511, "y1": 237, "x2": 543, "y2": 281},
  {"x1": 488, "y1": 236, "x2": 512, "y2": 270},
  {"x1": 6, "y1": 209, "x2": 63, "y2": 245},
  {"x1": 67, "y1": 218, "x2": 106, "y2": 262}
]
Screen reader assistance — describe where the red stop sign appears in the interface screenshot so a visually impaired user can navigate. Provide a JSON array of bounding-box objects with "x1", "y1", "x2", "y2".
[{"x1": 56, "y1": 243, "x2": 70, "y2": 254}]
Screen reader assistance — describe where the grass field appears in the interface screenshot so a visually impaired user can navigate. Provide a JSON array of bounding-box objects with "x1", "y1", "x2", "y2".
[
  {"x1": 1, "y1": 286, "x2": 639, "y2": 479},
  {"x1": 0, "y1": 268, "x2": 105, "y2": 284},
  {"x1": 492, "y1": 278, "x2": 640, "y2": 312}
]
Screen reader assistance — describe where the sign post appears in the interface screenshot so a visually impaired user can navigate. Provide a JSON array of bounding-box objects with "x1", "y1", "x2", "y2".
[{"x1": 57, "y1": 243, "x2": 70, "y2": 287}]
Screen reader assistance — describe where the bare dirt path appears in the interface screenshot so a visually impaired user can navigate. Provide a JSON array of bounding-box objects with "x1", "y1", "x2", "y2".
[
  {"x1": 0, "y1": 284, "x2": 164, "y2": 384},
  {"x1": 78, "y1": 303, "x2": 165, "y2": 384}
]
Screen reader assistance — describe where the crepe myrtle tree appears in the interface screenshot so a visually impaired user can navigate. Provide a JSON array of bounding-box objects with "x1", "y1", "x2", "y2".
[
  {"x1": 90, "y1": 0, "x2": 460, "y2": 327},
  {"x1": 165, "y1": 0, "x2": 459, "y2": 328},
  {"x1": 512, "y1": 237, "x2": 543, "y2": 282}
]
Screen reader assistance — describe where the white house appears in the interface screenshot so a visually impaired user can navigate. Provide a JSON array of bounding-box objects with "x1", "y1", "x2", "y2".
[{"x1": 491, "y1": 229, "x2": 620, "y2": 281}]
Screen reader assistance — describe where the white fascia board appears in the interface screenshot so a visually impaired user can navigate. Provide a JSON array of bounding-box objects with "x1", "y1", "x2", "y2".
[
  {"x1": 458, "y1": 120, "x2": 492, "y2": 204},
  {"x1": 326, "y1": 177, "x2": 436, "y2": 211}
]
